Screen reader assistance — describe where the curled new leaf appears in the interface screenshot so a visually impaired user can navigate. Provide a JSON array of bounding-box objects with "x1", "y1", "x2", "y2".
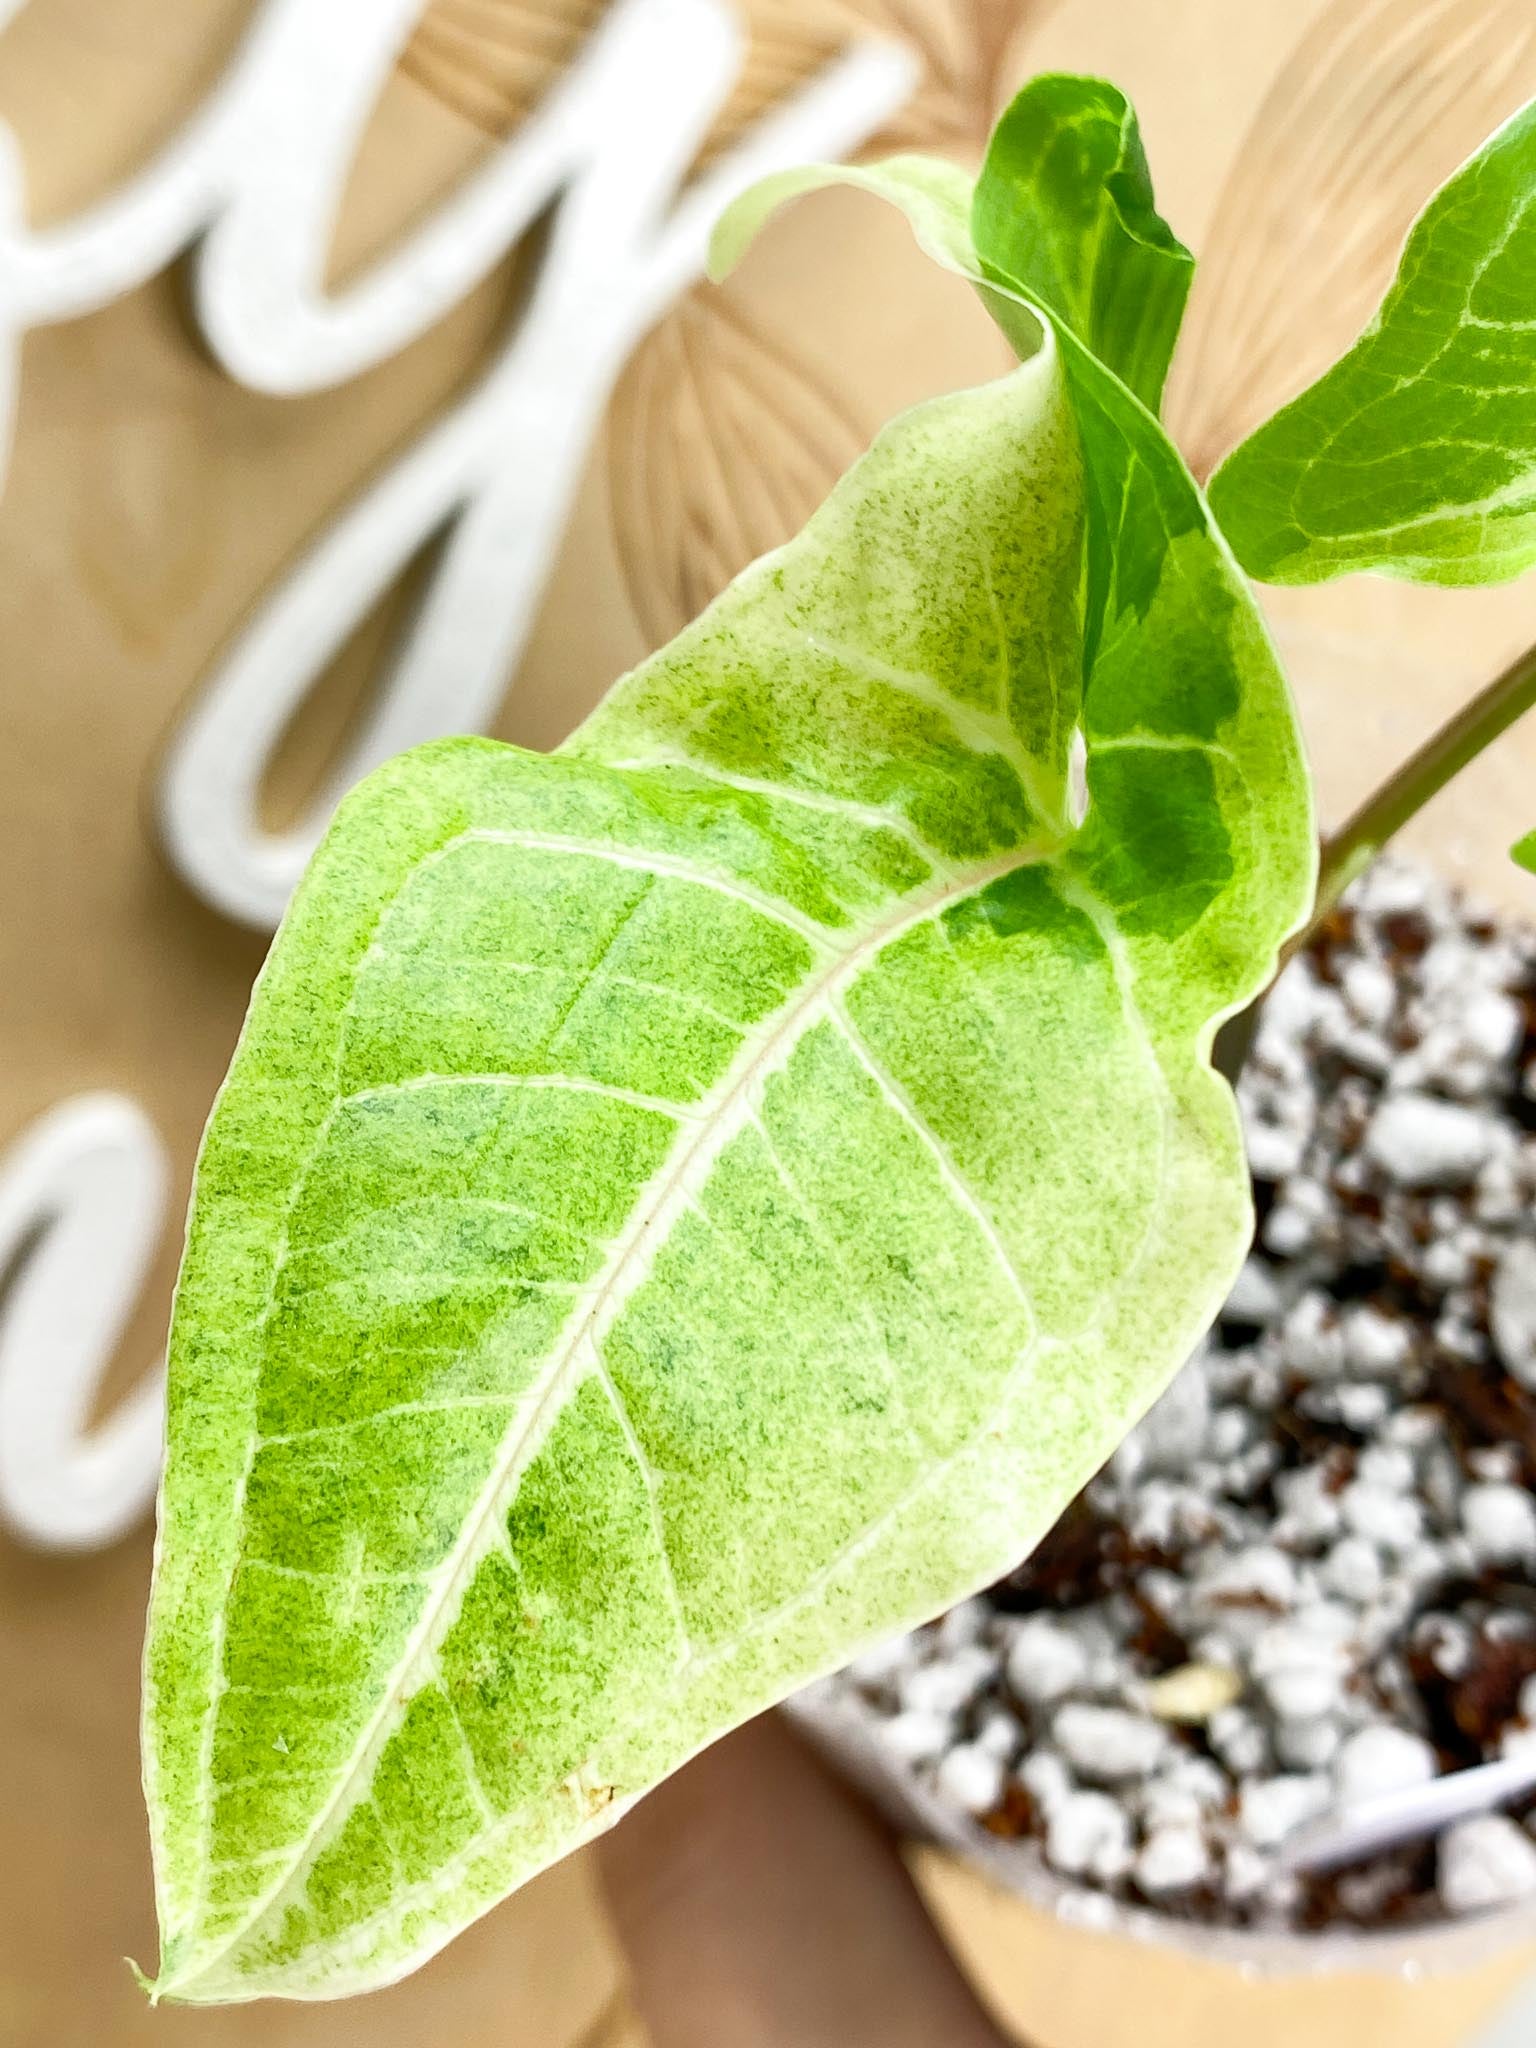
[
  {"x1": 1209, "y1": 96, "x2": 1536, "y2": 586},
  {"x1": 971, "y1": 73, "x2": 1194, "y2": 414},
  {"x1": 143, "y1": 77, "x2": 1312, "y2": 2004}
]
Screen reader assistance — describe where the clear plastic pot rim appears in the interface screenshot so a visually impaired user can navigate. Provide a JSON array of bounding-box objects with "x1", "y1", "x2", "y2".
[{"x1": 787, "y1": 1684, "x2": 1536, "y2": 1981}]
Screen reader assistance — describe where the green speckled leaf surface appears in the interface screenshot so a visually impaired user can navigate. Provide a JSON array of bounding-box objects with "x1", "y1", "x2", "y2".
[
  {"x1": 1209, "y1": 97, "x2": 1536, "y2": 587},
  {"x1": 143, "y1": 87, "x2": 1313, "y2": 2006}
]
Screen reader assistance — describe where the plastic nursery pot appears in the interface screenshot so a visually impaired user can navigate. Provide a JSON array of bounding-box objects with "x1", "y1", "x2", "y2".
[{"x1": 786, "y1": 1686, "x2": 1536, "y2": 1984}]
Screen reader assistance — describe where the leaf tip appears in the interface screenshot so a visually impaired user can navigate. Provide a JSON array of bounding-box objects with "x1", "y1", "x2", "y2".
[
  {"x1": 127, "y1": 1954, "x2": 162, "y2": 2005},
  {"x1": 132, "y1": 1927, "x2": 224, "y2": 2008}
]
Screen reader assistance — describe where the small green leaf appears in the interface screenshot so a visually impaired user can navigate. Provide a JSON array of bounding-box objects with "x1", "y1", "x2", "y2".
[
  {"x1": 1513, "y1": 830, "x2": 1536, "y2": 875},
  {"x1": 1209, "y1": 97, "x2": 1536, "y2": 586},
  {"x1": 144, "y1": 88, "x2": 1312, "y2": 2004},
  {"x1": 970, "y1": 73, "x2": 1194, "y2": 414}
]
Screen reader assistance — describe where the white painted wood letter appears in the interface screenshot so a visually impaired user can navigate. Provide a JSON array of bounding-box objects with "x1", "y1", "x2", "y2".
[{"x1": 0, "y1": 1097, "x2": 167, "y2": 1550}]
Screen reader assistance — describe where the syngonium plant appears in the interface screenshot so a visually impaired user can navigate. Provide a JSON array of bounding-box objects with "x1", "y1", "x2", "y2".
[{"x1": 141, "y1": 74, "x2": 1536, "y2": 2002}]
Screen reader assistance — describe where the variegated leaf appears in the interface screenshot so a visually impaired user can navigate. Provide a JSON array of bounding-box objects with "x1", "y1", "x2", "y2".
[{"x1": 143, "y1": 79, "x2": 1312, "y2": 2005}]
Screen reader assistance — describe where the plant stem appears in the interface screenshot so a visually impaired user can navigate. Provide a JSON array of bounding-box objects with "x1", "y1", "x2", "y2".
[
  {"x1": 1312, "y1": 630, "x2": 1536, "y2": 920},
  {"x1": 1216, "y1": 629, "x2": 1536, "y2": 1085}
]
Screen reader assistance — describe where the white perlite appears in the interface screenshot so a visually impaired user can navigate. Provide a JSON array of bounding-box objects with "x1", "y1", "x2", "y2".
[
  {"x1": 877, "y1": 1709, "x2": 953, "y2": 1768},
  {"x1": 1364, "y1": 1095, "x2": 1495, "y2": 1187},
  {"x1": 1237, "y1": 1775, "x2": 1332, "y2": 1850},
  {"x1": 1052, "y1": 1705, "x2": 1167, "y2": 1783},
  {"x1": 1437, "y1": 1818, "x2": 1536, "y2": 1915},
  {"x1": 1321, "y1": 1537, "x2": 1384, "y2": 1604},
  {"x1": 1250, "y1": 1615, "x2": 1352, "y2": 1707},
  {"x1": 1019, "y1": 1749, "x2": 1073, "y2": 1816},
  {"x1": 1491, "y1": 1240, "x2": 1536, "y2": 1392},
  {"x1": 1334, "y1": 1727, "x2": 1437, "y2": 1803},
  {"x1": 1338, "y1": 1478, "x2": 1423, "y2": 1552},
  {"x1": 1005, "y1": 1616, "x2": 1090, "y2": 1705},
  {"x1": 1462, "y1": 1483, "x2": 1536, "y2": 1566},
  {"x1": 900, "y1": 1647, "x2": 995, "y2": 1717},
  {"x1": 826, "y1": 862, "x2": 1536, "y2": 1931},
  {"x1": 1135, "y1": 1826, "x2": 1212, "y2": 1896},
  {"x1": 1046, "y1": 1792, "x2": 1134, "y2": 1883},
  {"x1": 934, "y1": 1743, "x2": 1007, "y2": 1816}
]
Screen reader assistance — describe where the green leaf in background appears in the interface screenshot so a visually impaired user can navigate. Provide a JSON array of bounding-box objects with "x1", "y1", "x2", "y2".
[
  {"x1": 970, "y1": 73, "x2": 1194, "y2": 414},
  {"x1": 142, "y1": 78, "x2": 1312, "y2": 2004},
  {"x1": 1514, "y1": 830, "x2": 1536, "y2": 876},
  {"x1": 1209, "y1": 97, "x2": 1536, "y2": 586}
]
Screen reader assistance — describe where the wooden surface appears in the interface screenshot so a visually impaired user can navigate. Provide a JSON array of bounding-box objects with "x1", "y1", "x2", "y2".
[{"x1": 3, "y1": 2, "x2": 1536, "y2": 2043}]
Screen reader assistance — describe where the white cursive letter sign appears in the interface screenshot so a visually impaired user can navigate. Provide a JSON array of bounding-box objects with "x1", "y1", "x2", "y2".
[
  {"x1": 0, "y1": 0, "x2": 913, "y2": 1546},
  {"x1": 0, "y1": 1096, "x2": 168, "y2": 1550}
]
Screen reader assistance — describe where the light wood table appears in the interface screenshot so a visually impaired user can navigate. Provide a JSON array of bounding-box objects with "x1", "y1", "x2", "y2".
[{"x1": 3, "y1": 2, "x2": 1536, "y2": 2043}]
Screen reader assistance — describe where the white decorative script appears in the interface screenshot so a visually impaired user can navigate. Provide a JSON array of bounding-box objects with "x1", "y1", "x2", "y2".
[
  {"x1": 0, "y1": 0, "x2": 913, "y2": 1548},
  {"x1": 0, "y1": 1096, "x2": 168, "y2": 1549}
]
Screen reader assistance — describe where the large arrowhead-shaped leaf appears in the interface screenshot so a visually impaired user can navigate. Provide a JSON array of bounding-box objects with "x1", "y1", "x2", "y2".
[
  {"x1": 1209, "y1": 96, "x2": 1536, "y2": 586},
  {"x1": 143, "y1": 86, "x2": 1312, "y2": 2004}
]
